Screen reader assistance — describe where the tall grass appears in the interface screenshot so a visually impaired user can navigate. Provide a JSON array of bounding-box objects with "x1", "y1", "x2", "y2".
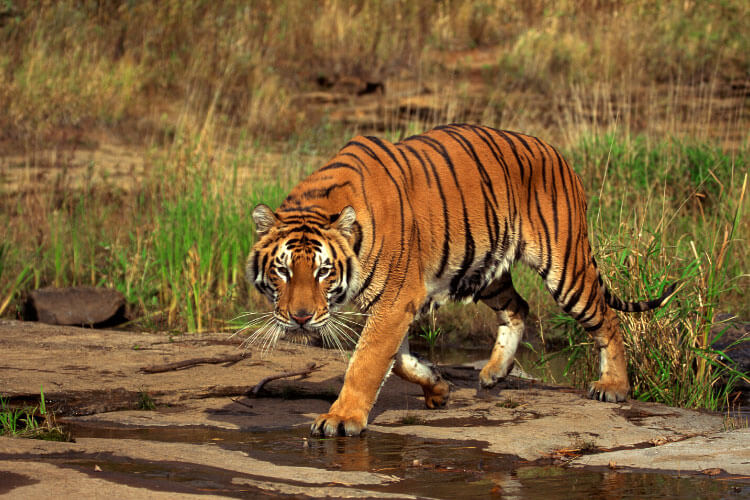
[
  {"x1": 1, "y1": 131, "x2": 299, "y2": 331},
  {"x1": 123, "y1": 139, "x2": 293, "y2": 331}
]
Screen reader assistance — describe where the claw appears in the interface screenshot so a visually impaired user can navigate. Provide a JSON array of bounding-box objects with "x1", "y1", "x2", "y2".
[
  {"x1": 588, "y1": 380, "x2": 628, "y2": 403},
  {"x1": 310, "y1": 410, "x2": 367, "y2": 437}
]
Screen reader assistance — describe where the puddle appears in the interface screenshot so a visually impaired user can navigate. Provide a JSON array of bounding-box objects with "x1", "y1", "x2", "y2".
[{"x1": 64, "y1": 422, "x2": 749, "y2": 499}]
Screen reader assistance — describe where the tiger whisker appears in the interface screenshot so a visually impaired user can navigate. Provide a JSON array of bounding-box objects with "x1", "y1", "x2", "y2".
[
  {"x1": 232, "y1": 310, "x2": 274, "y2": 320},
  {"x1": 331, "y1": 313, "x2": 365, "y2": 329},
  {"x1": 232, "y1": 316, "x2": 274, "y2": 339},
  {"x1": 320, "y1": 324, "x2": 336, "y2": 350},
  {"x1": 329, "y1": 316, "x2": 361, "y2": 339},
  {"x1": 256, "y1": 322, "x2": 282, "y2": 355},
  {"x1": 231, "y1": 319, "x2": 274, "y2": 340},
  {"x1": 240, "y1": 317, "x2": 278, "y2": 353},
  {"x1": 334, "y1": 311, "x2": 370, "y2": 317},
  {"x1": 231, "y1": 311, "x2": 274, "y2": 334},
  {"x1": 322, "y1": 323, "x2": 349, "y2": 357},
  {"x1": 326, "y1": 320, "x2": 357, "y2": 350}
]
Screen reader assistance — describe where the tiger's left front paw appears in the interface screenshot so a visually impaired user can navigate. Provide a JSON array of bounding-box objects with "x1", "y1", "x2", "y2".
[
  {"x1": 310, "y1": 408, "x2": 368, "y2": 437},
  {"x1": 423, "y1": 379, "x2": 450, "y2": 409}
]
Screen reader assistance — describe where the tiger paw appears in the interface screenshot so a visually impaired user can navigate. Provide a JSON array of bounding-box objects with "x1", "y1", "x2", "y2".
[
  {"x1": 310, "y1": 409, "x2": 368, "y2": 437},
  {"x1": 478, "y1": 360, "x2": 514, "y2": 389},
  {"x1": 588, "y1": 379, "x2": 629, "y2": 403},
  {"x1": 423, "y1": 379, "x2": 450, "y2": 409}
]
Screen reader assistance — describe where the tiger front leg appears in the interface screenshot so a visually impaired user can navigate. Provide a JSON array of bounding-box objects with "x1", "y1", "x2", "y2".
[
  {"x1": 393, "y1": 335, "x2": 450, "y2": 408},
  {"x1": 310, "y1": 303, "x2": 418, "y2": 437}
]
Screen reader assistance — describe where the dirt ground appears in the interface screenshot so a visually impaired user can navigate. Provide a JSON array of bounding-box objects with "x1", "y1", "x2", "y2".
[{"x1": 1, "y1": 319, "x2": 748, "y2": 498}]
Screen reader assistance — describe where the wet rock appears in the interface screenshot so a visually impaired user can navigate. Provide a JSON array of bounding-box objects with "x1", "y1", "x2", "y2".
[
  {"x1": 0, "y1": 318, "x2": 748, "y2": 498},
  {"x1": 572, "y1": 429, "x2": 750, "y2": 476},
  {"x1": 25, "y1": 286, "x2": 127, "y2": 327}
]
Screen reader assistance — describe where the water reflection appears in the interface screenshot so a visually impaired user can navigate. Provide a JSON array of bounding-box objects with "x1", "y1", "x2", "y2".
[{"x1": 65, "y1": 422, "x2": 748, "y2": 499}]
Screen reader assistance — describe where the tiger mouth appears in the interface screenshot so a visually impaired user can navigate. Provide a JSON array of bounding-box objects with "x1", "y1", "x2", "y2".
[
  {"x1": 276, "y1": 313, "x2": 329, "y2": 334},
  {"x1": 281, "y1": 328, "x2": 324, "y2": 346}
]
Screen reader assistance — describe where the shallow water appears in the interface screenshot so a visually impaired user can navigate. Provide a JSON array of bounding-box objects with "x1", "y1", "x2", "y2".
[{"x1": 65, "y1": 422, "x2": 749, "y2": 499}]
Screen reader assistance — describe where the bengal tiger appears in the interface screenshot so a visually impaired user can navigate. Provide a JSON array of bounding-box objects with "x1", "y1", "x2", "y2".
[{"x1": 246, "y1": 124, "x2": 676, "y2": 437}]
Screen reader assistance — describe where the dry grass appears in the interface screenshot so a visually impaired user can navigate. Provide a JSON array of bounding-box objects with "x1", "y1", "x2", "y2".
[{"x1": 1, "y1": 0, "x2": 748, "y2": 150}]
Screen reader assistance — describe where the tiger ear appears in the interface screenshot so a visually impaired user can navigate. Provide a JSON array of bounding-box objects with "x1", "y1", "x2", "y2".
[
  {"x1": 334, "y1": 205, "x2": 357, "y2": 238},
  {"x1": 252, "y1": 204, "x2": 279, "y2": 236}
]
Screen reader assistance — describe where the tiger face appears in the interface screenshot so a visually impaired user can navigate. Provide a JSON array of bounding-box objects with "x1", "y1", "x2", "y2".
[{"x1": 246, "y1": 204, "x2": 362, "y2": 344}]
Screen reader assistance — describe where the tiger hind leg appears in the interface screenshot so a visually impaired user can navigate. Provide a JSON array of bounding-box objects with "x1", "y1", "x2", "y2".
[
  {"x1": 392, "y1": 335, "x2": 450, "y2": 408},
  {"x1": 477, "y1": 274, "x2": 529, "y2": 388},
  {"x1": 585, "y1": 308, "x2": 629, "y2": 402},
  {"x1": 540, "y1": 244, "x2": 629, "y2": 402}
]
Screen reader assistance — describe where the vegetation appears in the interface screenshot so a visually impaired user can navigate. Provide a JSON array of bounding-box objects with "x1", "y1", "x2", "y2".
[
  {"x1": 0, "y1": 388, "x2": 70, "y2": 441},
  {"x1": 1, "y1": 1, "x2": 747, "y2": 411},
  {"x1": 137, "y1": 391, "x2": 156, "y2": 411}
]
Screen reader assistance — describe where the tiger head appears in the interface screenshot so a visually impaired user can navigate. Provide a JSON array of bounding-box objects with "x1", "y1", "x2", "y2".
[{"x1": 246, "y1": 204, "x2": 362, "y2": 342}]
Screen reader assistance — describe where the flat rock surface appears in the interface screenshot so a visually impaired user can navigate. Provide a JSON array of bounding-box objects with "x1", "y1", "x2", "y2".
[
  {"x1": 572, "y1": 428, "x2": 750, "y2": 476},
  {"x1": 0, "y1": 319, "x2": 747, "y2": 498}
]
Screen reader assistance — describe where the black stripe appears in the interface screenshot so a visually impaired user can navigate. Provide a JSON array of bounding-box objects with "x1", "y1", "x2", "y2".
[
  {"x1": 351, "y1": 220, "x2": 363, "y2": 256},
  {"x1": 503, "y1": 130, "x2": 537, "y2": 159},
  {"x1": 413, "y1": 134, "x2": 475, "y2": 297},
  {"x1": 402, "y1": 143, "x2": 432, "y2": 188},
  {"x1": 356, "y1": 241, "x2": 383, "y2": 298},
  {"x1": 317, "y1": 161, "x2": 362, "y2": 176},
  {"x1": 496, "y1": 131, "x2": 527, "y2": 183},
  {"x1": 583, "y1": 316, "x2": 604, "y2": 332},
  {"x1": 419, "y1": 149, "x2": 451, "y2": 278},
  {"x1": 300, "y1": 181, "x2": 353, "y2": 199},
  {"x1": 365, "y1": 136, "x2": 410, "y2": 187},
  {"x1": 474, "y1": 127, "x2": 516, "y2": 219}
]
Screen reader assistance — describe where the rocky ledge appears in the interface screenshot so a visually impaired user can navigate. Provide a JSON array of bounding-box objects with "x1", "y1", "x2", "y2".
[{"x1": 0, "y1": 320, "x2": 747, "y2": 498}]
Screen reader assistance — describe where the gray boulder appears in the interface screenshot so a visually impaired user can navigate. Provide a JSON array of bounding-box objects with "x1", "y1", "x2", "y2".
[{"x1": 25, "y1": 286, "x2": 127, "y2": 327}]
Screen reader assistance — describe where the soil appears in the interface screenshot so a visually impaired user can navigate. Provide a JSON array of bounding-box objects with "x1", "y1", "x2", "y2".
[{"x1": 1, "y1": 319, "x2": 748, "y2": 498}]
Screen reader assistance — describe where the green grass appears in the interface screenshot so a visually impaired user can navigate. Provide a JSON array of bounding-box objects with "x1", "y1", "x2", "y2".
[
  {"x1": 496, "y1": 397, "x2": 522, "y2": 409},
  {"x1": 0, "y1": 387, "x2": 70, "y2": 441},
  {"x1": 399, "y1": 414, "x2": 425, "y2": 425},
  {"x1": 137, "y1": 391, "x2": 156, "y2": 411}
]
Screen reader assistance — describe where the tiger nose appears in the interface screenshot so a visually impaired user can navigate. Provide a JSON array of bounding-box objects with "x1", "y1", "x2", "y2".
[{"x1": 291, "y1": 311, "x2": 313, "y2": 326}]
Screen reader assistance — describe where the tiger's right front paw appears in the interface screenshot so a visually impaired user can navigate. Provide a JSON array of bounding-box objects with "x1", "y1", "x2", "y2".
[{"x1": 310, "y1": 408, "x2": 368, "y2": 437}]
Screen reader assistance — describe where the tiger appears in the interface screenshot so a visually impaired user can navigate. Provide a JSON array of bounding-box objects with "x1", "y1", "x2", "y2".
[{"x1": 246, "y1": 124, "x2": 676, "y2": 437}]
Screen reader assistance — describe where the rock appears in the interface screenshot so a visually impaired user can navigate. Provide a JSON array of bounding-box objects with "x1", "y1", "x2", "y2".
[
  {"x1": 0, "y1": 320, "x2": 747, "y2": 498},
  {"x1": 572, "y1": 429, "x2": 750, "y2": 476},
  {"x1": 25, "y1": 286, "x2": 127, "y2": 327}
]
